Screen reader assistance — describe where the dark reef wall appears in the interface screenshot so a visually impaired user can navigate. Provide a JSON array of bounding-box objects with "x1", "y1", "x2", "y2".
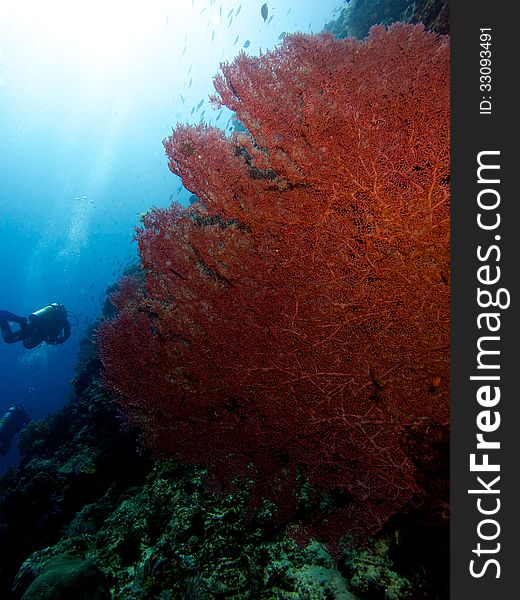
[
  {"x1": 0, "y1": 305, "x2": 151, "y2": 598},
  {"x1": 325, "y1": 0, "x2": 450, "y2": 38}
]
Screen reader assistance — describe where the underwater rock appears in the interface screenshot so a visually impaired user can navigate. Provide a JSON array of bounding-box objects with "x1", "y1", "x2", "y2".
[
  {"x1": 325, "y1": 0, "x2": 450, "y2": 39},
  {"x1": 0, "y1": 336, "x2": 151, "y2": 598},
  {"x1": 10, "y1": 461, "x2": 358, "y2": 599},
  {"x1": 19, "y1": 555, "x2": 109, "y2": 600},
  {"x1": 340, "y1": 539, "x2": 414, "y2": 599}
]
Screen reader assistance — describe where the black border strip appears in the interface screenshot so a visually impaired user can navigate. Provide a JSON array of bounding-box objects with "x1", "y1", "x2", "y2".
[{"x1": 452, "y1": 1, "x2": 519, "y2": 596}]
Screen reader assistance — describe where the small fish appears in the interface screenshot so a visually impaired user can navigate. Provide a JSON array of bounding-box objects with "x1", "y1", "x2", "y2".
[
  {"x1": 216, "y1": 109, "x2": 223, "y2": 121},
  {"x1": 190, "y1": 106, "x2": 195, "y2": 115},
  {"x1": 235, "y1": 5, "x2": 241, "y2": 17},
  {"x1": 261, "y1": 3, "x2": 268, "y2": 22},
  {"x1": 233, "y1": 34, "x2": 239, "y2": 45},
  {"x1": 211, "y1": 30, "x2": 215, "y2": 43},
  {"x1": 188, "y1": 78, "x2": 192, "y2": 88},
  {"x1": 180, "y1": 94, "x2": 185, "y2": 104},
  {"x1": 196, "y1": 98, "x2": 204, "y2": 110},
  {"x1": 243, "y1": 40, "x2": 250, "y2": 48},
  {"x1": 278, "y1": 31, "x2": 286, "y2": 40},
  {"x1": 227, "y1": 8, "x2": 233, "y2": 18},
  {"x1": 267, "y1": 15, "x2": 273, "y2": 25}
]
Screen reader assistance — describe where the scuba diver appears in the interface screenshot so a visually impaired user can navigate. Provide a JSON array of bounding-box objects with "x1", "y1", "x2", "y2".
[
  {"x1": 0, "y1": 303, "x2": 71, "y2": 349},
  {"x1": 0, "y1": 405, "x2": 30, "y2": 455}
]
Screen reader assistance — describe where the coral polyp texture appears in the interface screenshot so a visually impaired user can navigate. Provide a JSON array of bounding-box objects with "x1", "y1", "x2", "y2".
[{"x1": 98, "y1": 24, "x2": 450, "y2": 541}]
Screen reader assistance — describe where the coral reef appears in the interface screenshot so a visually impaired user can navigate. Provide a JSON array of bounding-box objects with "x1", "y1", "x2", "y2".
[
  {"x1": 325, "y1": 0, "x2": 450, "y2": 39},
  {"x1": 0, "y1": 278, "x2": 448, "y2": 598},
  {"x1": 99, "y1": 25, "x2": 450, "y2": 543},
  {"x1": 13, "y1": 462, "x2": 360, "y2": 599},
  {"x1": 19, "y1": 556, "x2": 109, "y2": 600}
]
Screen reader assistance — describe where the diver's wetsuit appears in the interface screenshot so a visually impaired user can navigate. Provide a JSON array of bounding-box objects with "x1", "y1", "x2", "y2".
[
  {"x1": 0, "y1": 304, "x2": 71, "y2": 349},
  {"x1": 0, "y1": 310, "x2": 27, "y2": 344},
  {"x1": 0, "y1": 405, "x2": 30, "y2": 455}
]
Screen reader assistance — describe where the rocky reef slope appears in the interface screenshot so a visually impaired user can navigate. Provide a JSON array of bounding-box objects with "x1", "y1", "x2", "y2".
[{"x1": 0, "y1": 306, "x2": 448, "y2": 599}]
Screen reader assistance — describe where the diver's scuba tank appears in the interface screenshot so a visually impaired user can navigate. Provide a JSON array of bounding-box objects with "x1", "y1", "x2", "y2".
[{"x1": 28, "y1": 303, "x2": 64, "y2": 325}]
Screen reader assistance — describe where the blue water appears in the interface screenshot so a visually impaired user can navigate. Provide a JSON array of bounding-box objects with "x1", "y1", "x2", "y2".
[{"x1": 0, "y1": 0, "x2": 341, "y2": 470}]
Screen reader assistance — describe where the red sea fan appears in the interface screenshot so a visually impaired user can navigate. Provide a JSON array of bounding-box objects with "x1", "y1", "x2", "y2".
[{"x1": 98, "y1": 24, "x2": 450, "y2": 541}]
